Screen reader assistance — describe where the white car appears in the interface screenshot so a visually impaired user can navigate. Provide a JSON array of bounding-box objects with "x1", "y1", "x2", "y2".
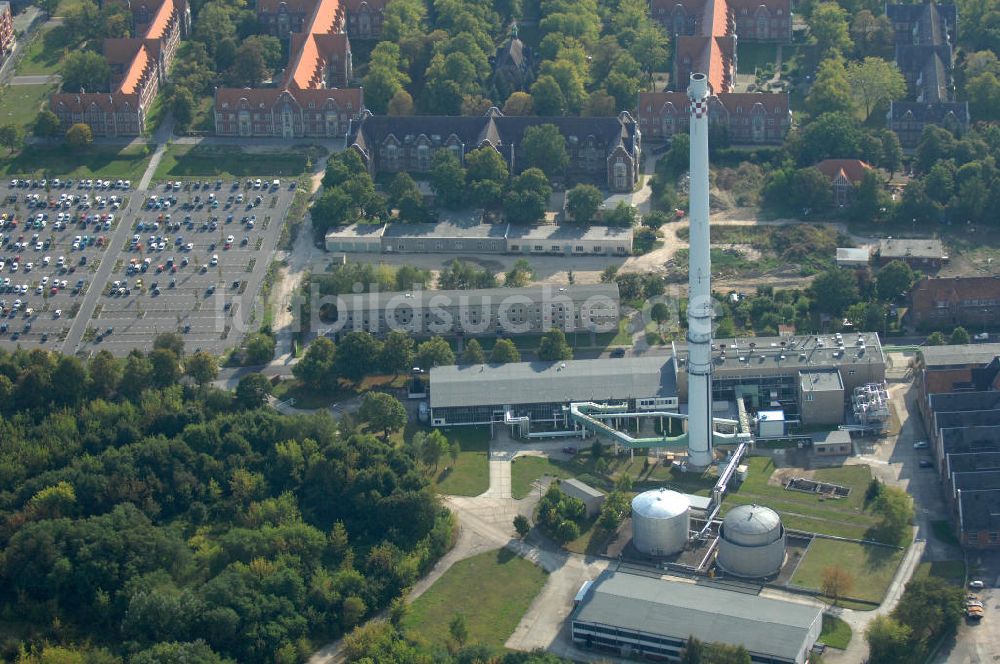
[
  {"x1": 970, "y1": 580, "x2": 985, "y2": 589},
  {"x1": 41, "y1": 277, "x2": 49, "y2": 285},
  {"x1": 913, "y1": 441, "x2": 929, "y2": 449},
  {"x1": 210, "y1": 254, "x2": 219, "y2": 266},
  {"x1": 24, "y1": 263, "x2": 32, "y2": 272},
  {"x1": 53, "y1": 309, "x2": 61, "y2": 318},
  {"x1": 42, "y1": 256, "x2": 50, "y2": 266}
]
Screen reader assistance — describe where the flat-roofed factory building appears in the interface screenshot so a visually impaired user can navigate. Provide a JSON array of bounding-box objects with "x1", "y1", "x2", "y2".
[
  {"x1": 429, "y1": 356, "x2": 679, "y2": 427},
  {"x1": 570, "y1": 571, "x2": 823, "y2": 664}
]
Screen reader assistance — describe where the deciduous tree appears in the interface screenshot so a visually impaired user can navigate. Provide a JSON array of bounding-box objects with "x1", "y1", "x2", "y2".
[
  {"x1": 358, "y1": 392, "x2": 407, "y2": 439},
  {"x1": 490, "y1": 338, "x2": 520, "y2": 363},
  {"x1": 460, "y1": 338, "x2": 486, "y2": 364},
  {"x1": 521, "y1": 124, "x2": 569, "y2": 177},
  {"x1": 846, "y1": 57, "x2": 907, "y2": 120}
]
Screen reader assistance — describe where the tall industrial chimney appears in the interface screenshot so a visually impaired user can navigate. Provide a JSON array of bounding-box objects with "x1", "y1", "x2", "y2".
[{"x1": 685, "y1": 73, "x2": 714, "y2": 468}]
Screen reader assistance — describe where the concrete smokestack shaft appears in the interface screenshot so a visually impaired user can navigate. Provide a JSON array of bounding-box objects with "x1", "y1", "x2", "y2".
[{"x1": 685, "y1": 73, "x2": 713, "y2": 468}]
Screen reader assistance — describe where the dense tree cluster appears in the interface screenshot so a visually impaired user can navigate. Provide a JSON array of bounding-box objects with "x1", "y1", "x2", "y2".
[
  {"x1": 535, "y1": 485, "x2": 586, "y2": 543},
  {"x1": 866, "y1": 576, "x2": 964, "y2": 663},
  {"x1": 0, "y1": 345, "x2": 452, "y2": 663}
]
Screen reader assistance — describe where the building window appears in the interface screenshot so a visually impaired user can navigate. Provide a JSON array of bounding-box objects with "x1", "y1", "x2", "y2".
[{"x1": 805, "y1": 394, "x2": 814, "y2": 402}]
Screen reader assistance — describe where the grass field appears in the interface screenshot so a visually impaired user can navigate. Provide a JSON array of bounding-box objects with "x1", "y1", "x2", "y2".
[
  {"x1": 435, "y1": 426, "x2": 491, "y2": 496},
  {"x1": 510, "y1": 448, "x2": 715, "y2": 499},
  {"x1": 820, "y1": 615, "x2": 852, "y2": 650},
  {"x1": 153, "y1": 145, "x2": 312, "y2": 179},
  {"x1": 914, "y1": 560, "x2": 966, "y2": 586},
  {"x1": 511, "y1": 456, "x2": 574, "y2": 499},
  {"x1": 737, "y1": 42, "x2": 779, "y2": 74},
  {"x1": 17, "y1": 25, "x2": 73, "y2": 75},
  {"x1": 723, "y1": 456, "x2": 883, "y2": 540},
  {"x1": 791, "y1": 538, "x2": 904, "y2": 605},
  {"x1": 0, "y1": 84, "x2": 54, "y2": 129},
  {"x1": 403, "y1": 549, "x2": 547, "y2": 649},
  {"x1": 0, "y1": 145, "x2": 153, "y2": 179}
]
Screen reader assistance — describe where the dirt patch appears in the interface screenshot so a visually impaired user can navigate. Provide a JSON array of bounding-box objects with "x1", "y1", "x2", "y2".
[{"x1": 769, "y1": 466, "x2": 814, "y2": 488}]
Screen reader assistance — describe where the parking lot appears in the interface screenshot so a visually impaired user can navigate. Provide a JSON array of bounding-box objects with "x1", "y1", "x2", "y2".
[
  {"x1": 0, "y1": 177, "x2": 127, "y2": 350},
  {"x1": 0, "y1": 176, "x2": 298, "y2": 357}
]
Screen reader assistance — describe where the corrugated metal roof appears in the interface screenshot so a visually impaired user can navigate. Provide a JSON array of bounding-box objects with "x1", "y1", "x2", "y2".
[
  {"x1": 430, "y1": 356, "x2": 677, "y2": 409},
  {"x1": 573, "y1": 571, "x2": 822, "y2": 662}
]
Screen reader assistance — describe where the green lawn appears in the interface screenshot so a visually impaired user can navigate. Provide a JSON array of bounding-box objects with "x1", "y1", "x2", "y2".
[
  {"x1": 17, "y1": 25, "x2": 74, "y2": 75},
  {"x1": 723, "y1": 456, "x2": 882, "y2": 540},
  {"x1": 435, "y1": 426, "x2": 491, "y2": 496},
  {"x1": 791, "y1": 538, "x2": 905, "y2": 605},
  {"x1": 403, "y1": 549, "x2": 547, "y2": 649},
  {"x1": 153, "y1": 145, "x2": 312, "y2": 179},
  {"x1": 914, "y1": 560, "x2": 966, "y2": 586},
  {"x1": 510, "y1": 448, "x2": 716, "y2": 500},
  {"x1": 0, "y1": 145, "x2": 153, "y2": 180},
  {"x1": 511, "y1": 456, "x2": 574, "y2": 499},
  {"x1": 820, "y1": 615, "x2": 852, "y2": 650},
  {"x1": 737, "y1": 42, "x2": 779, "y2": 75},
  {"x1": 0, "y1": 84, "x2": 54, "y2": 129}
]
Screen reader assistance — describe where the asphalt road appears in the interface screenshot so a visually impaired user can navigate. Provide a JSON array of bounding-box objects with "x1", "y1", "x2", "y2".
[{"x1": 61, "y1": 194, "x2": 139, "y2": 354}]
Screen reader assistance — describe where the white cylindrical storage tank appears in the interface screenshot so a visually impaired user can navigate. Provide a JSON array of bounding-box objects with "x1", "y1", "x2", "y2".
[
  {"x1": 717, "y1": 504, "x2": 785, "y2": 578},
  {"x1": 631, "y1": 488, "x2": 690, "y2": 556}
]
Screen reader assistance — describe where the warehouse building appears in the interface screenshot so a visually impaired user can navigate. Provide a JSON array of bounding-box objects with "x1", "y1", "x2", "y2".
[
  {"x1": 330, "y1": 283, "x2": 620, "y2": 337},
  {"x1": 324, "y1": 223, "x2": 386, "y2": 253},
  {"x1": 571, "y1": 571, "x2": 823, "y2": 664},
  {"x1": 324, "y1": 221, "x2": 634, "y2": 256},
  {"x1": 506, "y1": 224, "x2": 633, "y2": 256},
  {"x1": 429, "y1": 356, "x2": 679, "y2": 427},
  {"x1": 382, "y1": 220, "x2": 509, "y2": 254}
]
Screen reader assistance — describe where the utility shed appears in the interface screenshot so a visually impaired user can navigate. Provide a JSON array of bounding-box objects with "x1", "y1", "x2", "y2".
[
  {"x1": 571, "y1": 571, "x2": 823, "y2": 664},
  {"x1": 560, "y1": 478, "x2": 606, "y2": 517}
]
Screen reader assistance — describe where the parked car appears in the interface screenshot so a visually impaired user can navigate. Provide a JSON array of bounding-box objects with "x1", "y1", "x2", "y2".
[
  {"x1": 970, "y1": 580, "x2": 985, "y2": 589},
  {"x1": 913, "y1": 441, "x2": 929, "y2": 449}
]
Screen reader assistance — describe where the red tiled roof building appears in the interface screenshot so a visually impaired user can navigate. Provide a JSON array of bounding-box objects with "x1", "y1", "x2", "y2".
[
  {"x1": 814, "y1": 159, "x2": 873, "y2": 206},
  {"x1": 50, "y1": 0, "x2": 189, "y2": 136},
  {"x1": 214, "y1": 0, "x2": 363, "y2": 137}
]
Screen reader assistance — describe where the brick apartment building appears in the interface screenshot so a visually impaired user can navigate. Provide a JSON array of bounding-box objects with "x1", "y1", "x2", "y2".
[
  {"x1": 637, "y1": 91, "x2": 790, "y2": 143},
  {"x1": 650, "y1": 0, "x2": 791, "y2": 42},
  {"x1": 258, "y1": 0, "x2": 384, "y2": 39},
  {"x1": 348, "y1": 109, "x2": 641, "y2": 192},
  {"x1": 215, "y1": 0, "x2": 363, "y2": 137},
  {"x1": 638, "y1": 0, "x2": 791, "y2": 143},
  {"x1": 51, "y1": 0, "x2": 189, "y2": 136},
  {"x1": 910, "y1": 277, "x2": 1000, "y2": 330},
  {"x1": 917, "y1": 345, "x2": 1000, "y2": 548},
  {"x1": 886, "y1": 2, "x2": 969, "y2": 148}
]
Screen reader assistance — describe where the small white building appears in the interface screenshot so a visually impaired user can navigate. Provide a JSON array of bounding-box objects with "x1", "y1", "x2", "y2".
[
  {"x1": 560, "y1": 478, "x2": 606, "y2": 517},
  {"x1": 758, "y1": 410, "x2": 786, "y2": 438}
]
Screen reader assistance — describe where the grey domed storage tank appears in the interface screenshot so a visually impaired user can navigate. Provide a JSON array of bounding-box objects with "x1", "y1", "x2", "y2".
[
  {"x1": 631, "y1": 489, "x2": 690, "y2": 556},
  {"x1": 717, "y1": 503, "x2": 785, "y2": 578}
]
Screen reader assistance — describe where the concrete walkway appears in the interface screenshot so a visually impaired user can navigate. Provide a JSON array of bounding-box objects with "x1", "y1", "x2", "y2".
[
  {"x1": 10, "y1": 74, "x2": 59, "y2": 86},
  {"x1": 61, "y1": 116, "x2": 175, "y2": 355}
]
